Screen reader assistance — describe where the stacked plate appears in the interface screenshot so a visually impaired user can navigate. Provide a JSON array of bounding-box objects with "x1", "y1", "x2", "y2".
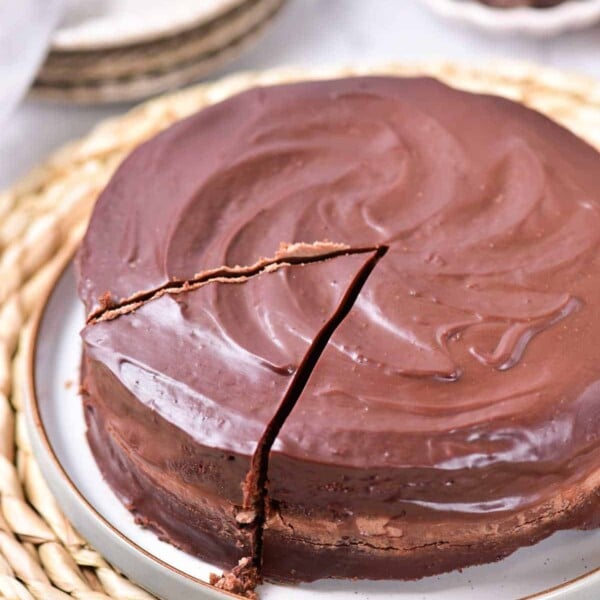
[{"x1": 33, "y1": 0, "x2": 285, "y2": 103}]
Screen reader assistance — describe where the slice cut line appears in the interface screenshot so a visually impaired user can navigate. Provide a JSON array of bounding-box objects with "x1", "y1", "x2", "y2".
[{"x1": 87, "y1": 241, "x2": 378, "y2": 323}]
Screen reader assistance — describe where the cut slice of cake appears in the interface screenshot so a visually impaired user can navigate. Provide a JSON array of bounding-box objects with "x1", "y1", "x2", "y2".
[{"x1": 80, "y1": 249, "x2": 380, "y2": 571}]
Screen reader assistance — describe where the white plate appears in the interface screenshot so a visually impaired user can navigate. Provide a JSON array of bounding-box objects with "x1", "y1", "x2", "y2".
[
  {"x1": 420, "y1": 0, "x2": 600, "y2": 36},
  {"x1": 53, "y1": 0, "x2": 248, "y2": 50},
  {"x1": 25, "y1": 259, "x2": 600, "y2": 600}
]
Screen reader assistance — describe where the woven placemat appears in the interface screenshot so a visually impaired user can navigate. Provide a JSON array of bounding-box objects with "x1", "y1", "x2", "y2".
[{"x1": 1, "y1": 61, "x2": 600, "y2": 599}]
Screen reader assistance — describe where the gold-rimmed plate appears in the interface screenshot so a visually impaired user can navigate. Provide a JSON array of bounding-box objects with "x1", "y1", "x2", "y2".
[{"x1": 24, "y1": 258, "x2": 600, "y2": 600}]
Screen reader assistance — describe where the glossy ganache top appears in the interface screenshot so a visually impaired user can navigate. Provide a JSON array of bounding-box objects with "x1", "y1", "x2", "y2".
[
  {"x1": 78, "y1": 76, "x2": 600, "y2": 518},
  {"x1": 82, "y1": 253, "x2": 368, "y2": 460}
]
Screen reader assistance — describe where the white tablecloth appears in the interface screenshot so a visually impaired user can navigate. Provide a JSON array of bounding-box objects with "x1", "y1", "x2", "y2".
[{"x1": 2, "y1": 0, "x2": 600, "y2": 189}]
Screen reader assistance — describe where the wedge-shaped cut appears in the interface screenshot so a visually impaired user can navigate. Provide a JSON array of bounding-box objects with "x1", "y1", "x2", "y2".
[{"x1": 81, "y1": 252, "x2": 373, "y2": 570}]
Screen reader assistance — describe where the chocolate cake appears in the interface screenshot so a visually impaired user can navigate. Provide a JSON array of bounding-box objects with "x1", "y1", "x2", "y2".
[{"x1": 77, "y1": 76, "x2": 600, "y2": 587}]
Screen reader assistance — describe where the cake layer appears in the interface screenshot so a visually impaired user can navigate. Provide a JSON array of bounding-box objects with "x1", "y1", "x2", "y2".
[
  {"x1": 263, "y1": 450, "x2": 600, "y2": 581},
  {"x1": 263, "y1": 466, "x2": 600, "y2": 582}
]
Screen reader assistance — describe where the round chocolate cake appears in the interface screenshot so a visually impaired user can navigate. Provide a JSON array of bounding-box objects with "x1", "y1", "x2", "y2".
[{"x1": 77, "y1": 76, "x2": 600, "y2": 587}]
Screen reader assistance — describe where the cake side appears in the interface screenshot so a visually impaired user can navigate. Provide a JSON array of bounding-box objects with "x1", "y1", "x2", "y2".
[
  {"x1": 263, "y1": 468, "x2": 600, "y2": 582},
  {"x1": 84, "y1": 384, "x2": 251, "y2": 564}
]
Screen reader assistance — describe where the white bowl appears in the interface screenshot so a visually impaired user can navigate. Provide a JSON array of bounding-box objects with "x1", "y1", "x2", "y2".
[
  {"x1": 420, "y1": 0, "x2": 600, "y2": 36},
  {"x1": 24, "y1": 257, "x2": 600, "y2": 600}
]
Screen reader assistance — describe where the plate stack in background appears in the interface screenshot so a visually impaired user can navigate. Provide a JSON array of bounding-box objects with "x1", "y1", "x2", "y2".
[{"x1": 33, "y1": 0, "x2": 285, "y2": 103}]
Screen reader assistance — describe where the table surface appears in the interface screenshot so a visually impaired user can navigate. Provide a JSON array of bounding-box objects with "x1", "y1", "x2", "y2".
[{"x1": 2, "y1": 0, "x2": 600, "y2": 190}]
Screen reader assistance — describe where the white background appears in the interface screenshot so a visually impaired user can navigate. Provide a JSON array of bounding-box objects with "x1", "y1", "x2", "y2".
[{"x1": 2, "y1": 0, "x2": 600, "y2": 190}]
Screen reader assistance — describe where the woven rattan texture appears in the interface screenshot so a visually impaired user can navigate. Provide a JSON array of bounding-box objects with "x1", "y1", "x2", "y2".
[{"x1": 2, "y1": 61, "x2": 600, "y2": 599}]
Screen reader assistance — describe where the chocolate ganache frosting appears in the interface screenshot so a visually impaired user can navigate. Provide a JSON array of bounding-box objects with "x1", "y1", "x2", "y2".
[{"x1": 77, "y1": 76, "x2": 600, "y2": 585}]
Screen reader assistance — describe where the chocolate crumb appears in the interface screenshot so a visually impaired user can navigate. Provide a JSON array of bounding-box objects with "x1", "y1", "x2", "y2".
[{"x1": 210, "y1": 557, "x2": 261, "y2": 599}]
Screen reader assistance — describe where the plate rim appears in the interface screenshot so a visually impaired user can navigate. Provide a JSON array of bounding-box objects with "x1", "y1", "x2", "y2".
[{"x1": 23, "y1": 254, "x2": 600, "y2": 600}]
